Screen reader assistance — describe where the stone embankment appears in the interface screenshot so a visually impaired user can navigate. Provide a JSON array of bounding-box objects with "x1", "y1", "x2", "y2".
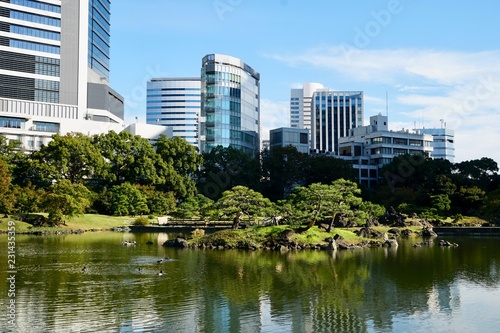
[{"x1": 162, "y1": 226, "x2": 439, "y2": 251}]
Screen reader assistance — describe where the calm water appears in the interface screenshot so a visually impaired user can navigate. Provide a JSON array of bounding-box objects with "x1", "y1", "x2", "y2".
[{"x1": 1, "y1": 231, "x2": 500, "y2": 333}]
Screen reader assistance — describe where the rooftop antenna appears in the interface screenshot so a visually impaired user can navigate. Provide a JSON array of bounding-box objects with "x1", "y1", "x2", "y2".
[
  {"x1": 440, "y1": 119, "x2": 444, "y2": 129},
  {"x1": 386, "y1": 91, "x2": 389, "y2": 119}
]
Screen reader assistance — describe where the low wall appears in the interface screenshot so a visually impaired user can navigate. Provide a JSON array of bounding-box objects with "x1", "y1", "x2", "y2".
[{"x1": 434, "y1": 227, "x2": 500, "y2": 236}]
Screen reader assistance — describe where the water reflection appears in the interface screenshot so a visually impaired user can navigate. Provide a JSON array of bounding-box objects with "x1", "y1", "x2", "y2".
[{"x1": 0, "y1": 233, "x2": 499, "y2": 332}]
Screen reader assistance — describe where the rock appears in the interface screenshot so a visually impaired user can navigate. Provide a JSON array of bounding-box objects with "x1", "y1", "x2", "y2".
[
  {"x1": 421, "y1": 226, "x2": 438, "y2": 238},
  {"x1": 279, "y1": 229, "x2": 295, "y2": 241},
  {"x1": 387, "y1": 228, "x2": 401, "y2": 236},
  {"x1": 439, "y1": 239, "x2": 458, "y2": 247},
  {"x1": 120, "y1": 240, "x2": 137, "y2": 246},
  {"x1": 400, "y1": 229, "x2": 412, "y2": 238},
  {"x1": 383, "y1": 239, "x2": 399, "y2": 248},
  {"x1": 163, "y1": 236, "x2": 189, "y2": 248},
  {"x1": 413, "y1": 240, "x2": 434, "y2": 247},
  {"x1": 326, "y1": 238, "x2": 337, "y2": 251}
]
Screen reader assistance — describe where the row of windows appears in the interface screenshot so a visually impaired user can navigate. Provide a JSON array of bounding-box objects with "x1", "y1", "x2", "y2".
[
  {"x1": 145, "y1": 122, "x2": 195, "y2": 127},
  {"x1": 147, "y1": 100, "x2": 200, "y2": 104},
  {"x1": 10, "y1": 39, "x2": 60, "y2": 54},
  {"x1": 33, "y1": 121, "x2": 59, "y2": 132},
  {"x1": 0, "y1": 116, "x2": 25, "y2": 129},
  {"x1": 11, "y1": 0, "x2": 61, "y2": 13},
  {"x1": 10, "y1": 24, "x2": 60, "y2": 41},
  {"x1": 89, "y1": 56, "x2": 108, "y2": 78},
  {"x1": 147, "y1": 112, "x2": 198, "y2": 116},
  {"x1": 204, "y1": 72, "x2": 241, "y2": 84},
  {"x1": 206, "y1": 86, "x2": 241, "y2": 98},
  {"x1": 35, "y1": 78, "x2": 59, "y2": 91},
  {"x1": 89, "y1": 18, "x2": 110, "y2": 45},
  {"x1": 147, "y1": 106, "x2": 199, "y2": 110},
  {"x1": 147, "y1": 87, "x2": 200, "y2": 92},
  {"x1": 11, "y1": 10, "x2": 61, "y2": 27},
  {"x1": 34, "y1": 90, "x2": 58, "y2": 103},
  {"x1": 156, "y1": 118, "x2": 198, "y2": 121},
  {"x1": 90, "y1": 0, "x2": 111, "y2": 24},
  {"x1": 34, "y1": 62, "x2": 59, "y2": 76},
  {"x1": 0, "y1": 51, "x2": 59, "y2": 76}
]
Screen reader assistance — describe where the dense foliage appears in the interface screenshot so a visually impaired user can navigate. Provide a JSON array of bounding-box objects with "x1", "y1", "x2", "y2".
[{"x1": 0, "y1": 133, "x2": 499, "y2": 226}]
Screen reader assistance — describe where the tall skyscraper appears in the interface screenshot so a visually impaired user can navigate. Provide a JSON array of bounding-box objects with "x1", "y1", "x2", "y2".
[
  {"x1": 0, "y1": 0, "x2": 123, "y2": 150},
  {"x1": 146, "y1": 77, "x2": 201, "y2": 147},
  {"x1": 290, "y1": 82, "x2": 324, "y2": 130},
  {"x1": 311, "y1": 90, "x2": 364, "y2": 154},
  {"x1": 200, "y1": 54, "x2": 260, "y2": 155}
]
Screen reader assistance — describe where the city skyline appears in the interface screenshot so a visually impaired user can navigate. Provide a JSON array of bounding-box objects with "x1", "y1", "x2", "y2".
[{"x1": 110, "y1": 0, "x2": 500, "y2": 163}]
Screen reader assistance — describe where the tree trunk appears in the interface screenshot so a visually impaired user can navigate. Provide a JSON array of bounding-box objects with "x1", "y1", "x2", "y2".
[
  {"x1": 327, "y1": 213, "x2": 341, "y2": 233},
  {"x1": 232, "y1": 212, "x2": 243, "y2": 230}
]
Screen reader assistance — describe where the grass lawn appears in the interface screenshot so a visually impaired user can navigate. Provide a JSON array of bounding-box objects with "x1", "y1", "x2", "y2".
[
  {"x1": 0, "y1": 214, "x2": 135, "y2": 233},
  {"x1": 191, "y1": 224, "x2": 425, "y2": 248}
]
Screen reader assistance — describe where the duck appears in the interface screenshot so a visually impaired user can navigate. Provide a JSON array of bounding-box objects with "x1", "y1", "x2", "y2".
[
  {"x1": 82, "y1": 266, "x2": 88, "y2": 272},
  {"x1": 157, "y1": 270, "x2": 163, "y2": 276}
]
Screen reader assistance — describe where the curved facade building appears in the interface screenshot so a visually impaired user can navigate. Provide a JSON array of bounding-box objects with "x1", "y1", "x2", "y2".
[{"x1": 200, "y1": 54, "x2": 260, "y2": 155}]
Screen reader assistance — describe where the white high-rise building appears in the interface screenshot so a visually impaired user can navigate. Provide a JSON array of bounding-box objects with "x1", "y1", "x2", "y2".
[
  {"x1": 290, "y1": 82, "x2": 324, "y2": 130},
  {"x1": 339, "y1": 114, "x2": 433, "y2": 188},
  {"x1": 417, "y1": 128, "x2": 455, "y2": 163},
  {"x1": 146, "y1": 78, "x2": 201, "y2": 147},
  {"x1": 0, "y1": 0, "x2": 124, "y2": 151}
]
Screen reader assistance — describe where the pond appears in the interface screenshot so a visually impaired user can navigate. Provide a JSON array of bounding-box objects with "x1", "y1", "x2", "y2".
[{"x1": 1, "y1": 231, "x2": 499, "y2": 332}]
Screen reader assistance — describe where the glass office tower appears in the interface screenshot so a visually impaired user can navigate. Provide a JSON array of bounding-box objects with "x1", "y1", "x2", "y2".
[
  {"x1": 88, "y1": 0, "x2": 111, "y2": 80},
  {"x1": 200, "y1": 54, "x2": 260, "y2": 155},
  {"x1": 312, "y1": 90, "x2": 364, "y2": 154}
]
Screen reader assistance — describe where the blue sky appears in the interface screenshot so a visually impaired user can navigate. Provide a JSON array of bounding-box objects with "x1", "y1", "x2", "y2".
[{"x1": 110, "y1": 0, "x2": 500, "y2": 163}]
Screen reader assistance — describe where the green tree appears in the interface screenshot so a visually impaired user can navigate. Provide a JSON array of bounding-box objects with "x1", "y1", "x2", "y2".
[
  {"x1": 304, "y1": 155, "x2": 356, "y2": 185},
  {"x1": 154, "y1": 135, "x2": 203, "y2": 199},
  {"x1": 13, "y1": 183, "x2": 42, "y2": 216},
  {"x1": 9, "y1": 149, "x2": 54, "y2": 187},
  {"x1": 0, "y1": 160, "x2": 14, "y2": 217},
  {"x1": 43, "y1": 180, "x2": 92, "y2": 224},
  {"x1": 135, "y1": 185, "x2": 176, "y2": 216},
  {"x1": 261, "y1": 146, "x2": 308, "y2": 201},
  {"x1": 215, "y1": 186, "x2": 273, "y2": 229},
  {"x1": 0, "y1": 135, "x2": 21, "y2": 170},
  {"x1": 93, "y1": 131, "x2": 163, "y2": 186},
  {"x1": 155, "y1": 135, "x2": 202, "y2": 175},
  {"x1": 452, "y1": 186, "x2": 486, "y2": 215},
  {"x1": 36, "y1": 133, "x2": 106, "y2": 184},
  {"x1": 481, "y1": 189, "x2": 500, "y2": 224},
  {"x1": 454, "y1": 157, "x2": 499, "y2": 191},
  {"x1": 198, "y1": 146, "x2": 261, "y2": 199},
  {"x1": 289, "y1": 179, "x2": 362, "y2": 231},
  {"x1": 175, "y1": 194, "x2": 214, "y2": 219},
  {"x1": 430, "y1": 194, "x2": 451, "y2": 215},
  {"x1": 106, "y1": 183, "x2": 149, "y2": 216},
  {"x1": 356, "y1": 201, "x2": 386, "y2": 226}
]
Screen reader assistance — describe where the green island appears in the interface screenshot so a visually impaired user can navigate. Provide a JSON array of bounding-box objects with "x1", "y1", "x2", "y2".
[{"x1": 1, "y1": 133, "x2": 498, "y2": 249}]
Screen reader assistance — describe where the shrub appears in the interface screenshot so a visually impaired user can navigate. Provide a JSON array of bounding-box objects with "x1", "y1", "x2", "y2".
[{"x1": 133, "y1": 216, "x2": 150, "y2": 226}]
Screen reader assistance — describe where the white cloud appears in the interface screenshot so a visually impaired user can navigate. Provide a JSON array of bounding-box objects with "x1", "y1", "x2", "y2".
[{"x1": 260, "y1": 99, "x2": 290, "y2": 141}]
